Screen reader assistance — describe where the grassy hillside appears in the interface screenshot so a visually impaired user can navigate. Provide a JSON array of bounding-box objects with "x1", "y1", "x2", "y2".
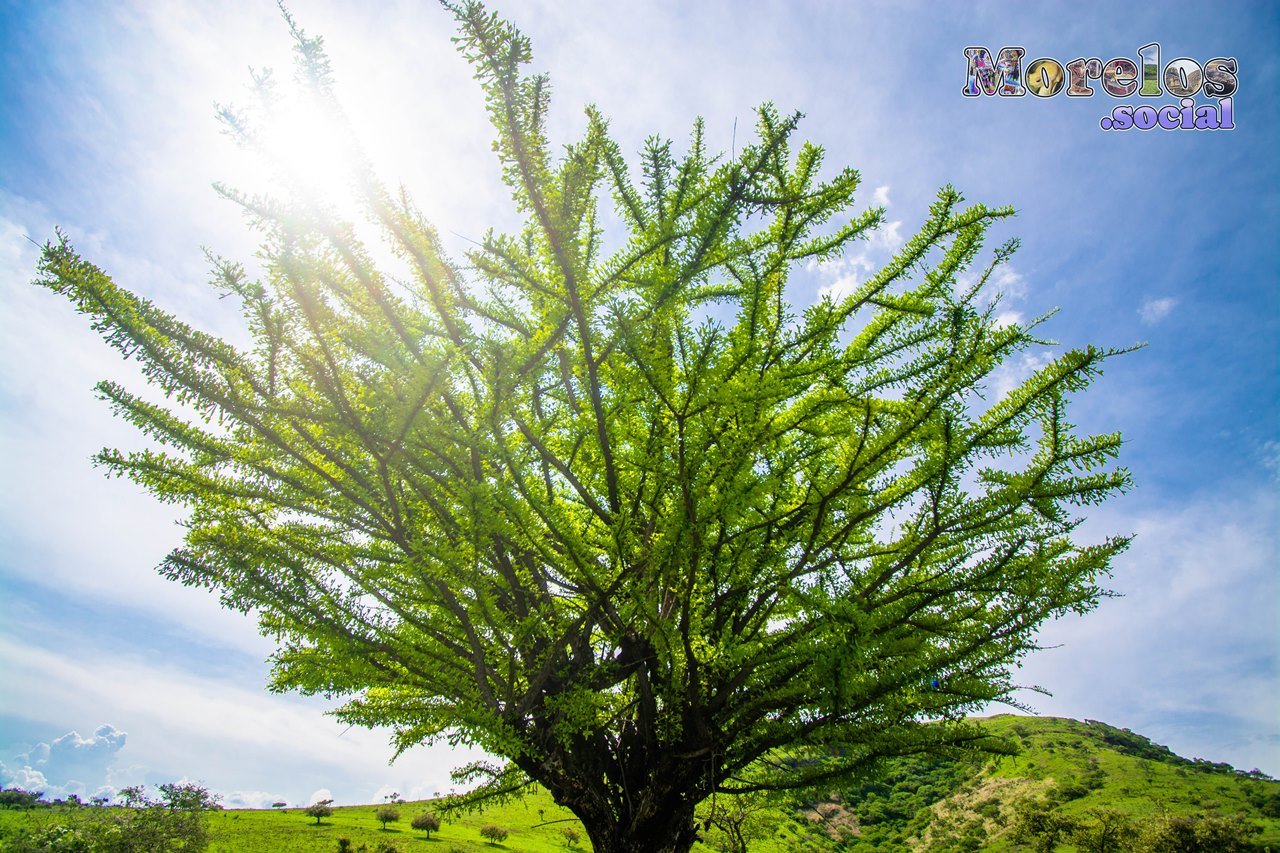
[
  {"x1": 824, "y1": 715, "x2": 1280, "y2": 851},
  {"x1": 2, "y1": 716, "x2": 1277, "y2": 851}
]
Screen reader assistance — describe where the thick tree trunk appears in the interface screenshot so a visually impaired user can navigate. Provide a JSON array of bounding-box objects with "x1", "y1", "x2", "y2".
[
  {"x1": 577, "y1": 794, "x2": 700, "y2": 853},
  {"x1": 538, "y1": 765, "x2": 703, "y2": 853}
]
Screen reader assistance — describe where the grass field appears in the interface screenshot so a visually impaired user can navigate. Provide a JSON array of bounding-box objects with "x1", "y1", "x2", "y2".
[
  {"x1": 2, "y1": 715, "x2": 1278, "y2": 851},
  {"x1": 205, "y1": 787, "x2": 589, "y2": 851}
]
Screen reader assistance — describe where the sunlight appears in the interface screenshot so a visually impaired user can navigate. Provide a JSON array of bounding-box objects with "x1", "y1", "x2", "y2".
[{"x1": 259, "y1": 94, "x2": 365, "y2": 218}]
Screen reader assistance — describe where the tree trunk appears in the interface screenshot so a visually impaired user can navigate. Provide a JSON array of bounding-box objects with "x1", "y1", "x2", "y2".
[
  {"x1": 578, "y1": 798, "x2": 700, "y2": 853},
  {"x1": 542, "y1": 769, "x2": 703, "y2": 853}
]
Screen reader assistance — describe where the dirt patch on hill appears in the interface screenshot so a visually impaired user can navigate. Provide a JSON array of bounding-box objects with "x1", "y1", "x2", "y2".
[
  {"x1": 802, "y1": 797, "x2": 860, "y2": 841},
  {"x1": 911, "y1": 775, "x2": 1053, "y2": 850}
]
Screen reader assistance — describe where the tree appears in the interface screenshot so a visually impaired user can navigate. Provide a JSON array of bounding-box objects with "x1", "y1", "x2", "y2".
[
  {"x1": 0, "y1": 787, "x2": 46, "y2": 809},
  {"x1": 561, "y1": 825, "x2": 582, "y2": 847},
  {"x1": 157, "y1": 782, "x2": 223, "y2": 812},
  {"x1": 411, "y1": 812, "x2": 442, "y2": 838},
  {"x1": 1069, "y1": 807, "x2": 1139, "y2": 853},
  {"x1": 479, "y1": 824, "x2": 510, "y2": 844},
  {"x1": 33, "y1": 3, "x2": 1132, "y2": 852},
  {"x1": 376, "y1": 805, "x2": 401, "y2": 830},
  {"x1": 306, "y1": 799, "x2": 335, "y2": 826}
]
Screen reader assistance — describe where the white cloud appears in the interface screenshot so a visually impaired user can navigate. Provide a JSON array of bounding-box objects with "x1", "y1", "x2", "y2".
[
  {"x1": 870, "y1": 219, "x2": 905, "y2": 252},
  {"x1": 19, "y1": 725, "x2": 127, "y2": 789},
  {"x1": 0, "y1": 762, "x2": 50, "y2": 792},
  {"x1": 991, "y1": 266, "x2": 1026, "y2": 302},
  {"x1": 992, "y1": 310, "x2": 1023, "y2": 329},
  {"x1": 0, "y1": 634, "x2": 487, "y2": 806},
  {"x1": 811, "y1": 218, "x2": 906, "y2": 302},
  {"x1": 224, "y1": 790, "x2": 285, "y2": 810},
  {"x1": 872, "y1": 185, "x2": 891, "y2": 207},
  {"x1": 308, "y1": 788, "x2": 334, "y2": 806},
  {"x1": 1139, "y1": 296, "x2": 1178, "y2": 324},
  {"x1": 1013, "y1": 484, "x2": 1279, "y2": 775},
  {"x1": 990, "y1": 351, "x2": 1055, "y2": 401}
]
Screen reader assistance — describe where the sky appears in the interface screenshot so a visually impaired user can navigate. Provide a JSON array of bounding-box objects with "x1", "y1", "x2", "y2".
[{"x1": 1, "y1": 0, "x2": 1277, "y2": 809}]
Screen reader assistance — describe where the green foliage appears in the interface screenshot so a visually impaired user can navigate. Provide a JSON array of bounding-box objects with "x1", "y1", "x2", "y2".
[
  {"x1": 1140, "y1": 813, "x2": 1260, "y2": 852},
  {"x1": 411, "y1": 810, "x2": 441, "y2": 837},
  {"x1": 560, "y1": 825, "x2": 580, "y2": 847},
  {"x1": 306, "y1": 799, "x2": 335, "y2": 825},
  {"x1": 1069, "y1": 807, "x2": 1140, "y2": 853},
  {"x1": 1014, "y1": 806, "x2": 1261, "y2": 853},
  {"x1": 0, "y1": 783, "x2": 218, "y2": 852},
  {"x1": 0, "y1": 788, "x2": 47, "y2": 809},
  {"x1": 374, "y1": 805, "x2": 399, "y2": 829},
  {"x1": 479, "y1": 823, "x2": 510, "y2": 844},
  {"x1": 34, "y1": 2, "x2": 1133, "y2": 850},
  {"x1": 832, "y1": 716, "x2": 1280, "y2": 851},
  {"x1": 1011, "y1": 800, "x2": 1081, "y2": 852}
]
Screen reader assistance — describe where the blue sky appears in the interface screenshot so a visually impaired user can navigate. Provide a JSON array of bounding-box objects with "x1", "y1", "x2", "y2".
[{"x1": 1, "y1": 0, "x2": 1276, "y2": 808}]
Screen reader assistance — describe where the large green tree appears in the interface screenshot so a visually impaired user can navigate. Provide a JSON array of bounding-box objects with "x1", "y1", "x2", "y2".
[{"x1": 36, "y1": 4, "x2": 1130, "y2": 852}]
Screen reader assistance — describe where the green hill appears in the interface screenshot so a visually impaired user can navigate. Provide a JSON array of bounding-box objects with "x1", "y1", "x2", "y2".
[
  {"x1": 798, "y1": 715, "x2": 1280, "y2": 852},
  {"x1": 2, "y1": 716, "x2": 1277, "y2": 851}
]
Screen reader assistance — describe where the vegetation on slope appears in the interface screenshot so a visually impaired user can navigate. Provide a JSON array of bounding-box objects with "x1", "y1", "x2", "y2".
[{"x1": 1, "y1": 716, "x2": 1276, "y2": 851}]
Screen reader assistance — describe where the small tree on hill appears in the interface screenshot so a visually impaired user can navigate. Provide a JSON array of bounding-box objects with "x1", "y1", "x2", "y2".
[
  {"x1": 376, "y1": 805, "x2": 401, "y2": 830},
  {"x1": 561, "y1": 825, "x2": 581, "y2": 848},
  {"x1": 35, "y1": 3, "x2": 1133, "y2": 852},
  {"x1": 480, "y1": 823, "x2": 510, "y2": 844},
  {"x1": 306, "y1": 799, "x2": 335, "y2": 826},
  {"x1": 412, "y1": 812, "x2": 442, "y2": 838}
]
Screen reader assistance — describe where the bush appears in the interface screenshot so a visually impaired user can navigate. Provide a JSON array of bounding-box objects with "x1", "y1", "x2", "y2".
[
  {"x1": 1140, "y1": 814, "x2": 1259, "y2": 853},
  {"x1": 375, "y1": 805, "x2": 400, "y2": 829},
  {"x1": 3, "y1": 783, "x2": 218, "y2": 851},
  {"x1": 411, "y1": 812, "x2": 441, "y2": 838},
  {"x1": 479, "y1": 823, "x2": 510, "y2": 843}
]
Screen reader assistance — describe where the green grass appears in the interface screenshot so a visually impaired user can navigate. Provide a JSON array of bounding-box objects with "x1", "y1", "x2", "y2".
[
  {"x1": 893, "y1": 715, "x2": 1280, "y2": 851},
  {"x1": 2, "y1": 716, "x2": 1277, "y2": 851},
  {"x1": 205, "y1": 788, "x2": 589, "y2": 851}
]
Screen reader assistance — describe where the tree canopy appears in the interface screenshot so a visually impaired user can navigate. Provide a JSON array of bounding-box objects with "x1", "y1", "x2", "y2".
[{"x1": 35, "y1": 3, "x2": 1130, "y2": 851}]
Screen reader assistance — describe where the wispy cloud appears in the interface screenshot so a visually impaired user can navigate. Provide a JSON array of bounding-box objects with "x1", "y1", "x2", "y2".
[
  {"x1": 990, "y1": 351, "x2": 1056, "y2": 401},
  {"x1": 0, "y1": 634, "x2": 488, "y2": 806},
  {"x1": 1139, "y1": 296, "x2": 1178, "y2": 325},
  {"x1": 1015, "y1": 484, "x2": 1279, "y2": 774}
]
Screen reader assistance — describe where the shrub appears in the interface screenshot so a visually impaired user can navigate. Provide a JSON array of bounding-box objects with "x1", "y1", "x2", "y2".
[
  {"x1": 411, "y1": 812, "x2": 441, "y2": 838},
  {"x1": 3, "y1": 783, "x2": 218, "y2": 851},
  {"x1": 1141, "y1": 814, "x2": 1259, "y2": 853},
  {"x1": 479, "y1": 823, "x2": 510, "y2": 843},
  {"x1": 375, "y1": 805, "x2": 400, "y2": 829}
]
